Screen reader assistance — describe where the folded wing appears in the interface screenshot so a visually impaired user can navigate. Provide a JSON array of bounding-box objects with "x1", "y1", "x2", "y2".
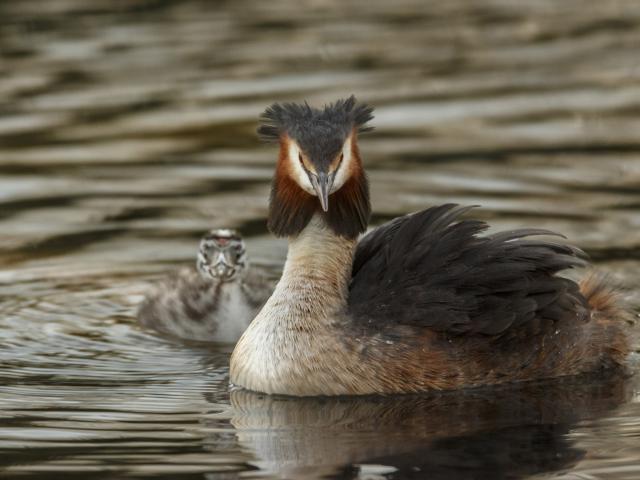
[{"x1": 349, "y1": 204, "x2": 590, "y2": 335}]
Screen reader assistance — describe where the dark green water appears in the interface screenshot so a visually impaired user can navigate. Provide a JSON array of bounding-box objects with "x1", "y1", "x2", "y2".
[{"x1": 1, "y1": 1, "x2": 639, "y2": 478}]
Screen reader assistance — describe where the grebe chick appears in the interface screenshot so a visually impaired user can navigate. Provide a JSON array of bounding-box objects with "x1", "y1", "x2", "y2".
[
  {"x1": 137, "y1": 229, "x2": 273, "y2": 343},
  {"x1": 230, "y1": 96, "x2": 631, "y2": 396}
]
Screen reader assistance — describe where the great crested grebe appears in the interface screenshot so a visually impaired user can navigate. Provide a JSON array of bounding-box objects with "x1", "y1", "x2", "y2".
[
  {"x1": 230, "y1": 96, "x2": 630, "y2": 396},
  {"x1": 137, "y1": 229, "x2": 272, "y2": 343}
]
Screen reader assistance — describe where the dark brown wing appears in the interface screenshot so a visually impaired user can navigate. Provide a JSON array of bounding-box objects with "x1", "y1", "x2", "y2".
[{"x1": 348, "y1": 204, "x2": 590, "y2": 335}]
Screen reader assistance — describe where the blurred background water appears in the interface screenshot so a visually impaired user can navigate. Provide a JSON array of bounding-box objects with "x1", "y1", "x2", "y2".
[{"x1": 1, "y1": 0, "x2": 639, "y2": 478}]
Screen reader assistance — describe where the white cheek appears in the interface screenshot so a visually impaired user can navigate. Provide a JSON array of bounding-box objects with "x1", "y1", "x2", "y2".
[
  {"x1": 288, "y1": 143, "x2": 316, "y2": 195},
  {"x1": 331, "y1": 137, "x2": 352, "y2": 193}
]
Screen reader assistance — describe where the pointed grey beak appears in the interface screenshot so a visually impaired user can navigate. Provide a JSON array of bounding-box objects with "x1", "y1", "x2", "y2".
[{"x1": 311, "y1": 172, "x2": 333, "y2": 212}]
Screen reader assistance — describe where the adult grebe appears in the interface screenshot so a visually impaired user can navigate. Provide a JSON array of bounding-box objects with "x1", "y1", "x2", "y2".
[
  {"x1": 230, "y1": 96, "x2": 630, "y2": 396},
  {"x1": 138, "y1": 229, "x2": 272, "y2": 343}
]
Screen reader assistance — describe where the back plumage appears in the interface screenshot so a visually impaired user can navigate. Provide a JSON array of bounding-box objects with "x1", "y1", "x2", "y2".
[{"x1": 349, "y1": 204, "x2": 591, "y2": 336}]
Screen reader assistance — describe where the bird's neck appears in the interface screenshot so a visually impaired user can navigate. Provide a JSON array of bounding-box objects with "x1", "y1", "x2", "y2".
[
  {"x1": 230, "y1": 215, "x2": 359, "y2": 395},
  {"x1": 271, "y1": 215, "x2": 356, "y2": 326}
]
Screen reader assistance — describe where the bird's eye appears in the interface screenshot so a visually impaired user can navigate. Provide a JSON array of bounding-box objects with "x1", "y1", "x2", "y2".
[
  {"x1": 340, "y1": 153, "x2": 344, "y2": 161},
  {"x1": 230, "y1": 248, "x2": 242, "y2": 262},
  {"x1": 298, "y1": 152, "x2": 304, "y2": 165}
]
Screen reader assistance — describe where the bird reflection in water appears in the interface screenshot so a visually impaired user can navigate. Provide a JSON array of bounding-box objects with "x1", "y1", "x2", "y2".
[{"x1": 219, "y1": 374, "x2": 631, "y2": 479}]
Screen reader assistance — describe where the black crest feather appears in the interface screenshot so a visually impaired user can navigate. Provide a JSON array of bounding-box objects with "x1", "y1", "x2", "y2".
[{"x1": 257, "y1": 95, "x2": 374, "y2": 143}]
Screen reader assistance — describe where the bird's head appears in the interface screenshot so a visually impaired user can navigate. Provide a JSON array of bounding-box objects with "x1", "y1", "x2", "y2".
[
  {"x1": 258, "y1": 96, "x2": 373, "y2": 239},
  {"x1": 197, "y1": 229, "x2": 247, "y2": 281}
]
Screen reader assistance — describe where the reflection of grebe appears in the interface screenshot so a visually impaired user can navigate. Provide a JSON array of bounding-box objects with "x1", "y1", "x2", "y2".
[
  {"x1": 137, "y1": 229, "x2": 273, "y2": 343},
  {"x1": 230, "y1": 96, "x2": 630, "y2": 396},
  {"x1": 227, "y1": 375, "x2": 630, "y2": 479}
]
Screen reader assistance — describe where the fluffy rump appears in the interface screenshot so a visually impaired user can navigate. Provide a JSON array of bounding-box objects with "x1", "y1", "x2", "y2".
[{"x1": 579, "y1": 272, "x2": 630, "y2": 322}]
